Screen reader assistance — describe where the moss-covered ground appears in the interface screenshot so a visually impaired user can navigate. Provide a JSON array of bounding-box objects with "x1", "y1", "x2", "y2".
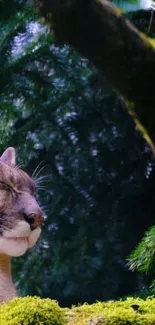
[{"x1": 1, "y1": 296, "x2": 155, "y2": 324}]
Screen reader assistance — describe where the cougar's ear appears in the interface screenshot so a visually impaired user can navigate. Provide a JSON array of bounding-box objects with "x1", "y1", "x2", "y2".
[{"x1": 0, "y1": 147, "x2": 16, "y2": 165}]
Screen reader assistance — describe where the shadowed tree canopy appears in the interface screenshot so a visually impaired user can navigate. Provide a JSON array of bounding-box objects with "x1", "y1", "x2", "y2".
[{"x1": 33, "y1": 0, "x2": 155, "y2": 149}]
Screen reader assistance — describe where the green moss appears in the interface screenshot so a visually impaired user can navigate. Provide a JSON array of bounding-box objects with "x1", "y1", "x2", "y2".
[
  {"x1": 139, "y1": 32, "x2": 155, "y2": 48},
  {"x1": 2, "y1": 296, "x2": 155, "y2": 324},
  {"x1": 0, "y1": 296, "x2": 66, "y2": 325},
  {"x1": 126, "y1": 101, "x2": 155, "y2": 154},
  {"x1": 69, "y1": 297, "x2": 155, "y2": 325}
]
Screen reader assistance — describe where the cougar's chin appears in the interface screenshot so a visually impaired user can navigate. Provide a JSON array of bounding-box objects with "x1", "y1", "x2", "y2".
[
  {"x1": 28, "y1": 227, "x2": 41, "y2": 248},
  {"x1": 0, "y1": 221, "x2": 41, "y2": 257},
  {"x1": 0, "y1": 237, "x2": 29, "y2": 257}
]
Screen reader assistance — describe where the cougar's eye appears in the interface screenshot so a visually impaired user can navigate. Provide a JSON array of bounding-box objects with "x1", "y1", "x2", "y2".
[{"x1": 0, "y1": 181, "x2": 13, "y2": 191}]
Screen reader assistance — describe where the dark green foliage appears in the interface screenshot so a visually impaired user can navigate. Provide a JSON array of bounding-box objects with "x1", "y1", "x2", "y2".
[
  {"x1": 128, "y1": 226, "x2": 155, "y2": 275},
  {"x1": 1, "y1": 0, "x2": 155, "y2": 307}
]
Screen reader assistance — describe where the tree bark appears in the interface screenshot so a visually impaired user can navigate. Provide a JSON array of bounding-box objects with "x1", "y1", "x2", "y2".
[{"x1": 33, "y1": 0, "x2": 155, "y2": 149}]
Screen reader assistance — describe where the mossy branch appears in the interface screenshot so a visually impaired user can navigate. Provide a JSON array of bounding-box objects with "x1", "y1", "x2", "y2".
[{"x1": 33, "y1": 0, "x2": 155, "y2": 149}]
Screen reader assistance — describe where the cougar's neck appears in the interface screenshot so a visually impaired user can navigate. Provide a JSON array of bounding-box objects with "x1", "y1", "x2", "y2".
[{"x1": 0, "y1": 254, "x2": 16, "y2": 304}]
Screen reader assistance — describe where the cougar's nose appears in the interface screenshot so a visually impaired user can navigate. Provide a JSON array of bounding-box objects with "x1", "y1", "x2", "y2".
[{"x1": 23, "y1": 212, "x2": 44, "y2": 230}]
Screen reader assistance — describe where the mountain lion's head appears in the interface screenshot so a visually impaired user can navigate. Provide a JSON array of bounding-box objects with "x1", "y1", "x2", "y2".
[{"x1": 0, "y1": 147, "x2": 43, "y2": 257}]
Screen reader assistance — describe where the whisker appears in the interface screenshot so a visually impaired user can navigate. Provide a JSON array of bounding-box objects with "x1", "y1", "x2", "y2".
[
  {"x1": 36, "y1": 174, "x2": 52, "y2": 179},
  {"x1": 15, "y1": 162, "x2": 24, "y2": 169},
  {"x1": 32, "y1": 161, "x2": 45, "y2": 178},
  {"x1": 0, "y1": 225, "x2": 13, "y2": 231},
  {"x1": 37, "y1": 186, "x2": 48, "y2": 191},
  {"x1": 33, "y1": 164, "x2": 48, "y2": 179},
  {"x1": 37, "y1": 186, "x2": 49, "y2": 193},
  {"x1": 35, "y1": 179, "x2": 51, "y2": 185},
  {"x1": 40, "y1": 205, "x2": 48, "y2": 211},
  {"x1": 34, "y1": 174, "x2": 52, "y2": 182}
]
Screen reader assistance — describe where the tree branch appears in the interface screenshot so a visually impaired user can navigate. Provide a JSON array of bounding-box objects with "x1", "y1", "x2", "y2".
[{"x1": 33, "y1": 0, "x2": 155, "y2": 149}]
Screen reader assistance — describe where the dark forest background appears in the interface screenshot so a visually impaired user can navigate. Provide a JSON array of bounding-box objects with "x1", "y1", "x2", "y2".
[{"x1": 1, "y1": 0, "x2": 155, "y2": 307}]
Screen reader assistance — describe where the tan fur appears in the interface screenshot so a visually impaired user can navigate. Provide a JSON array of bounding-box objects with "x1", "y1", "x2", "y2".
[
  {"x1": 0, "y1": 255, "x2": 16, "y2": 303},
  {"x1": 0, "y1": 147, "x2": 43, "y2": 304}
]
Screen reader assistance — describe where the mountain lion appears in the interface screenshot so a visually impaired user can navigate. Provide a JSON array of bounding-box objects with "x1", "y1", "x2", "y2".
[{"x1": 0, "y1": 147, "x2": 44, "y2": 303}]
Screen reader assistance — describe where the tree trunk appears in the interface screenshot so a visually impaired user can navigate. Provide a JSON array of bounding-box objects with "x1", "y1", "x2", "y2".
[{"x1": 33, "y1": 0, "x2": 155, "y2": 149}]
